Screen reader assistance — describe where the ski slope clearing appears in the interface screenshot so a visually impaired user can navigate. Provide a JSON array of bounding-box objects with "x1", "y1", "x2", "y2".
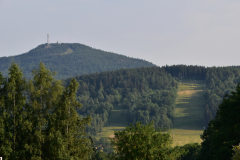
[{"x1": 172, "y1": 78, "x2": 205, "y2": 146}]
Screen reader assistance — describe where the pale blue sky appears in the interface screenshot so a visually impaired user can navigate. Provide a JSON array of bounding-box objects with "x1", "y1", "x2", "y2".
[{"x1": 1, "y1": 0, "x2": 240, "y2": 66}]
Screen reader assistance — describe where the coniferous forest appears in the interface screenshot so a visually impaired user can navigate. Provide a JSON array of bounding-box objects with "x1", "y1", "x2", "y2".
[{"x1": 1, "y1": 46, "x2": 240, "y2": 159}]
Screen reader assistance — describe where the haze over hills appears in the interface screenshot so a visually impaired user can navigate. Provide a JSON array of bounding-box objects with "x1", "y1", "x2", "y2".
[{"x1": 0, "y1": 43, "x2": 156, "y2": 79}]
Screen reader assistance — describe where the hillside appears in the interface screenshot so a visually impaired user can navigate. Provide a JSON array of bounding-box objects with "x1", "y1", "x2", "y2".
[
  {"x1": 64, "y1": 67, "x2": 178, "y2": 136},
  {"x1": 0, "y1": 43, "x2": 156, "y2": 79}
]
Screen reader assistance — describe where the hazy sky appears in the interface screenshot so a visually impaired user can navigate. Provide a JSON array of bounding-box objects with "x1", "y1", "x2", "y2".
[{"x1": 1, "y1": 0, "x2": 240, "y2": 67}]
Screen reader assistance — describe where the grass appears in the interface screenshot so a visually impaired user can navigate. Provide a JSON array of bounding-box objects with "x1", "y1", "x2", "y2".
[
  {"x1": 172, "y1": 78, "x2": 205, "y2": 146},
  {"x1": 61, "y1": 48, "x2": 73, "y2": 55}
]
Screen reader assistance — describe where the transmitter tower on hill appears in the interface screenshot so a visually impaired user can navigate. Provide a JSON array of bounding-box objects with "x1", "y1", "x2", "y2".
[
  {"x1": 46, "y1": 33, "x2": 51, "y2": 48},
  {"x1": 47, "y1": 34, "x2": 50, "y2": 48}
]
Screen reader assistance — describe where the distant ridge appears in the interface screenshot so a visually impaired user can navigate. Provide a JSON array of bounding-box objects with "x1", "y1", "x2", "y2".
[{"x1": 0, "y1": 43, "x2": 156, "y2": 79}]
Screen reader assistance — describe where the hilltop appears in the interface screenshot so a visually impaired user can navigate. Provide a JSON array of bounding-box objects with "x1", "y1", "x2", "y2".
[{"x1": 0, "y1": 43, "x2": 156, "y2": 79}]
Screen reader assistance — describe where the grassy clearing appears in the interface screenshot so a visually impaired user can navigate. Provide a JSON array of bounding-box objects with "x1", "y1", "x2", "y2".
[
  {"x1": 172, "y1": 78, "x2": 205, "y2": 147},
  {"x1": 97, "y1": 125, "x2": 126, "y2": 138},
  {"x1": 97, "y1": 105, "x2": 128, "y2": 139}
]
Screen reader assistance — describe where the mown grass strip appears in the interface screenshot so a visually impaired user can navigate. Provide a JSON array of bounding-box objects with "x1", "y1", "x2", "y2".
[{"x1": 172, "y1": 79, "x2": 205, "y2": 146}]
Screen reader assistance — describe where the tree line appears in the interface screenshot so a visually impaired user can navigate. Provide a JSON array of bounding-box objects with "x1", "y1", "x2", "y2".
[
  {"x1": 162, "y1": 65, "x2": 207, "y2": 78},
  {"x1": 197, "y1": 83, "x2": 240, "y2": 160}
]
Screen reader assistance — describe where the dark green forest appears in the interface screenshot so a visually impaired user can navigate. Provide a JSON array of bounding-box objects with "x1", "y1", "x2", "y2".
[
  {"x1": 162, "y1": 65, "x2": 207, "y2": 78},
  {"x1": 199, "y1": 84, "x2": 240, "y2": 160},
  {"x1": 64, "y1": 67, "x2": 178, "y2": 136},
  {"x1": 0, "y1": 43, "x2": 155, "y2": 79},
  {"x1": 204, "y1": 67, "x2": 240, "y2": 124}
]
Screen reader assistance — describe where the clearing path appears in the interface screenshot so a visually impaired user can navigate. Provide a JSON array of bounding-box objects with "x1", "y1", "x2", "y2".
[{"x1": 172, "y1": 78, "x2": 205, "y2": 146}]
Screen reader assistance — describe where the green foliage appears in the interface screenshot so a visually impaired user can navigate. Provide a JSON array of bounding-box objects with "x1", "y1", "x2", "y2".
[
  {"x1": 94, "y1": 151, "x2": 115, "y2": 160},
  {"x1": 94, "y1": 137, "x2": 114, "y2": 153},
  {"x1": 0, "y1": 62, "x2": 93, "y2": 159},
  {"x1": 110, "y1": 121, "x2": 182, "y2": 160},
  {"x1": 46, "y1": 78, "x2": 92, "y2": 159},
  {"x1": 204, "y1": 67, "x2": 240, "y2": 124},
  {"x1": 232, "y1": 144, "x2": 240, "y2": 160},
  {"x1": 0, "y1": 63, "x2": 27, "y2": 159},
  {"x1": 27, "y1": 62, "x2": 62, "y2": 159},
  {"x1": 199, "y1": 84, "x2": 240, "y2": 160},
  {"x1": 0, "y1": 43, "x2": 155, "y2": 79},
  {"x1": 177, "y1": 143, "x2": 201, "y2": 160}
]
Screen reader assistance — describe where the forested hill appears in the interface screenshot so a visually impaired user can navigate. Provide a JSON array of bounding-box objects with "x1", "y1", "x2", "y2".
[
  {"x1": 0, "y1": 43, "x2": 156, "y2": 79},
  {"x1": 65, "y1": 67, "x2": 178, "y2": 135}
]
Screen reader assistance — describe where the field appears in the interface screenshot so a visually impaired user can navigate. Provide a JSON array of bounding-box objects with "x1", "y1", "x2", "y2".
[
  {"x1": 97, "y1": 78, "x2": 206, "y2": 147},
  {"x1": 172, "y1": 78, "x2": 205, "y2": 146}
]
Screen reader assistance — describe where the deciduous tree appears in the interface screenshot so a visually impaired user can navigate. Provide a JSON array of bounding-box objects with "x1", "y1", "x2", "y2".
[{"x1": 110, "y1": 121, "x2": 181, "y2": 160}]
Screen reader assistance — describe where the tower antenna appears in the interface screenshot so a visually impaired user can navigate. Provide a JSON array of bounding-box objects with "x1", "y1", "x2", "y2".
[{"x1": 47, "y1": 34, "x2": 50, "y2": 48}]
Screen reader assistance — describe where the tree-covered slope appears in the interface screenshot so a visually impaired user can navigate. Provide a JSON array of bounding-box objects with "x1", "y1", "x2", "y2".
[
  {"x1": 204, "y1": 67, "x2": 240, "y2": 124},
  {"x1": 65, "y1": 67, "x2": 178, "y2": 136},
  {"x1": 0, "y1": 43, "x2": 156, "y2": 79}
]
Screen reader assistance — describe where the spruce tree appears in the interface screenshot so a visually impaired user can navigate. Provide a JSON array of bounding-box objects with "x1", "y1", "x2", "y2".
[
  {"x1": 47, "y1": 78, "x2": 92, "y2": 159},
  {"x1": 0, "y1": 63, "x2": 27, "y2": 159},
  {"x1": 0, "y1": 71, "x2": 12, "y2": 160},
  {"x1": 27, "y1": 62, "x2": 63, "y2": 159}
]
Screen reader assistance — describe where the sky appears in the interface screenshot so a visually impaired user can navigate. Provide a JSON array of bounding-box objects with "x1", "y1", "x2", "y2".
[{"x1": 1, "y1": 0, "x2": 240, "y2": 67}]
